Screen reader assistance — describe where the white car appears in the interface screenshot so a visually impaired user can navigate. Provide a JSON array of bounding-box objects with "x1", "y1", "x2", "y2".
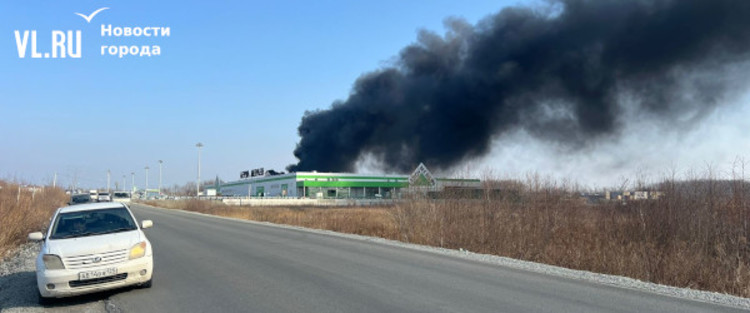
[
  {"x1": 28, "y1": 202, "x2": 154, "y2": 304},
  {"x1": 112, "y1": 191, "x2": 131, "y2": 203},
  {"x1": 97, "y1": 192, "x2": 111, "y2": 202}
]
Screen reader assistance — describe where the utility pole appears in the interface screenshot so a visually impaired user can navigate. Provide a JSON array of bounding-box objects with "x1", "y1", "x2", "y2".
[
  {"x1": 145, "y1": 166, "x2": 150, "y2": 196},
  {"x1": 196, "y1": 142, "x2": 203, "y2": 197},
  {"x1": 107, "y1": 169, "x2": 111, "y2": 193},
  {"x1": 158, "y1": 160, "x2": 163, "y2": 195},
  {"x1": 131, "y1": 172, "x2": 135, "y2": 193},
  {"x1": 53, "y1": 172, "x2": 57, "y2": 188}
]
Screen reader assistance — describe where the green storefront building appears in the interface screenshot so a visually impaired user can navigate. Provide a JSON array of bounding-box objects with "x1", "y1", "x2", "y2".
[{"x1": 213, "y1": 164, "x2": 480, "y2": 199}]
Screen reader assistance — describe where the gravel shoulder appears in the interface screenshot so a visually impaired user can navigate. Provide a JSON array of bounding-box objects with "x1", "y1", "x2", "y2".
[{"x1": 0, "y1": 244, "x2": 108, "y2": 313}]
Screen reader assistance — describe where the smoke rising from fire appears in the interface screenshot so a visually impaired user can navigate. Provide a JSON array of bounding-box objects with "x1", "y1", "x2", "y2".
[{"x1": 288, "y1": 0, "x2": 750, "y2": 173}]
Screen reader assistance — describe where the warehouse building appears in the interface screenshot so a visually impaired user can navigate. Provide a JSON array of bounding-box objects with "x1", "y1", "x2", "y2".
[{"x1": 213, "y1": 163, "x2": 480, "y2": 199}]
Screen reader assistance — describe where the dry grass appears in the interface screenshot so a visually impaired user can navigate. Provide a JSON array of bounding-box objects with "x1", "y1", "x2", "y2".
[
  {"x1": 0, "y1": 181, "x2": 67, "y2": 259},
  {"x1": 143, "y1": 174, "x2": 750, "y2": 298},
  {"x1": 391, "y1": 178, "x2": 750, "y2": 298}
]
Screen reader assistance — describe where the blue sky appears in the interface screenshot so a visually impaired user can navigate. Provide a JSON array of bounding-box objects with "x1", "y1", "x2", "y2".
[
  {"x1": 0, "y1": 0, "x2": 517, "y2": 189},
  {"x1": 2, "y1": 0, "x2": 749, "y2": 190}
]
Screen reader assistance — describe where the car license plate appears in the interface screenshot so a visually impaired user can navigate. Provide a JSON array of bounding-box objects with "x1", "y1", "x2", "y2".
[{"x1": 78, "y1": 268, "x2": 118, "y2": 280}]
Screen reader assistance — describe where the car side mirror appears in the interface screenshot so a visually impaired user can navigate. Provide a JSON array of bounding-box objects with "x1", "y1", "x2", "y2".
[
  {"x1": 28, "y1": 232, "x2": 44, "y2": 241},
  {"x1": 141, "y1": 220, "x2": 153, "y2": 229}
]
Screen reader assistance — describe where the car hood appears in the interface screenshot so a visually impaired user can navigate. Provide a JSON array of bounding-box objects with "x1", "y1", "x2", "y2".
[{"x1": 46, "y1": 230, "x2": 143, "y2": 257}]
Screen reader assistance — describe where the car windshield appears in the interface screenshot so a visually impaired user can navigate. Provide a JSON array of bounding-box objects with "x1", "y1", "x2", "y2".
[
  {"x1": 49, "y1": 207, "x2": 138, "y2": 239},
  {"x1": 114, "y1": 192, "x2": 128, "y2": 198}
]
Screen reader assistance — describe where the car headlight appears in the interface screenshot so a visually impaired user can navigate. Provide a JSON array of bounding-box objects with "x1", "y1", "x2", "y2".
[
  {"x1": 129, "y1": 241, "x2": 147, "y2": 259},
  {"x1": 42, "y1": 254, "x2": 65, "y2": 270}
]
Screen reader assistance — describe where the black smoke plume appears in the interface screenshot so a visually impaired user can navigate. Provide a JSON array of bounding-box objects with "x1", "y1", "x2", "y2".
[{"x1": 288, "y1": 0, "x2": 750, "y2": 173}]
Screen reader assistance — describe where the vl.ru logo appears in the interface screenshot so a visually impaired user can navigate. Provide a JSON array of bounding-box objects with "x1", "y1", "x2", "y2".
[
  {"x1": 14, "y1": 30, "x2": 82, "y2": 59},
  {"x1": 12, "y1": 7, "x2": 108, "y2": 59}
]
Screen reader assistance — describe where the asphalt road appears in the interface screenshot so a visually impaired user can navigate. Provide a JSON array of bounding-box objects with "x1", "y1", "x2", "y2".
[{"x1": 60, "y1": 203, "x2": 750, "y2": 313}]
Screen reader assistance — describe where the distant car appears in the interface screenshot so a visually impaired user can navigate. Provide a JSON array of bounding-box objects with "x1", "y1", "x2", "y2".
[
  {"x1": 28, "y1": 202, "x2": 154, "y2": 304},
  {"x1": 112, "y1": 191, "x2": 131, "y2": 203},
  {"x1": 89, "y1": 190, "x2": 98, "y2": 202},
  {"x1": 97, "y1": 192, "x2": 111, "y2": 202},
  {"x1": 68, "y1": 194, "x2": 92, "y2": 205}
]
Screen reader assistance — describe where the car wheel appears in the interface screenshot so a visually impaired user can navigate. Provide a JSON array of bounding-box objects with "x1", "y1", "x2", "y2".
[
  {"x1": 140, "y1": 278, "x2": 152, "y2": 289},
  {"x1": 38, "y1": 290, "x2": 53, "y2": 306}
]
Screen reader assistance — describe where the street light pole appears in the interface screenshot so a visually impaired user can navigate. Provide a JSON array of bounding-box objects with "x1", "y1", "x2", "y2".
[
  {"x1": 196, "y1": 142, "x2": 203, "y2": 197},
  {"x1": 145, "y1": 166, "x2": 150, "y2": 196},
  {"x1": 131, "y1": 172, "x2": 135, "y2": 192},
  {"x1": 158, "y1": 160, "x2": 163, "y2": 196},
  {"x1": 107, "y1": 169, "x2": 111, "y2": 193}
]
